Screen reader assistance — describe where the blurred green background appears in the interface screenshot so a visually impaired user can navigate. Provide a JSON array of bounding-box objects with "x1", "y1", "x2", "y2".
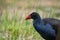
[{"x1": 0, "y1": 0, "x2": 60, "y2": 40}]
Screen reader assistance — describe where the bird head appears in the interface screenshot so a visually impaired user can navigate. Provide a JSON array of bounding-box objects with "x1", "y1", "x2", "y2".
[{"x1": 26, "y1": 12, "x2": 41, "y2": 20}]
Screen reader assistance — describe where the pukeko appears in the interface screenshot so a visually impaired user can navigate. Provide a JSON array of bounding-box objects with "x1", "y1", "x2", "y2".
[{"x1": 25, "y1": 12, "x2": 60, "y2": 40}]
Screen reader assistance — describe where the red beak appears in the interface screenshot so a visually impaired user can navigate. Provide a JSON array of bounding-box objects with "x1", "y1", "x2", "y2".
[{"x1": 26, "y1": 14, "x2": 31, "y2": 20}]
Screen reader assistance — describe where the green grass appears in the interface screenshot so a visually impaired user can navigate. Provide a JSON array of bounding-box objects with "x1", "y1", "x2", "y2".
[
  {"x1": 0, "y1": 5, "x2": 60, "y2": 40},
  {"x1": 0, "y1": 11, "x2": 44, "y2": 40},
  {"x1": 0, "y1": 0, "x2": 60, "y2": 40}
]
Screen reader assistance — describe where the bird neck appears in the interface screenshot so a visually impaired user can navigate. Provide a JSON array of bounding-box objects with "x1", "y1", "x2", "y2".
[{"x1": 33, "y1": 18, "x2": 42, "y2": 24}]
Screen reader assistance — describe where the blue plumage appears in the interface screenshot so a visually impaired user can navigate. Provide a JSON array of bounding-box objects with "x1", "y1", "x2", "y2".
[
  {"x1": 26, "y1": 12, "x2": 60, "y2": 40},
  {"x1": 33, "y1": 19, "x2": 56, "y2": 40}
]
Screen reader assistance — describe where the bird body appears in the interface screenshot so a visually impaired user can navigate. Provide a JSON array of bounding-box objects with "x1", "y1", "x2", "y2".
[
  {"x1": 26, "y1": 12, "x2": 60, "y2": 40},
  {"x1": 43, "y1": 18, "x2": 60, "y2": 33},
  {"x1": 33, "y1": 18, "x2": 56, "y2": 40}
]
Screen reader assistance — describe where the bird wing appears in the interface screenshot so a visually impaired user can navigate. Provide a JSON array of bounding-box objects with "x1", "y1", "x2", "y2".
[
  {"x1": 43, "y1": 18, "x2": 60, "y2": 34},
  {"x1": 33, "y1": 20, "x2": 56, "y2": 39}
]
